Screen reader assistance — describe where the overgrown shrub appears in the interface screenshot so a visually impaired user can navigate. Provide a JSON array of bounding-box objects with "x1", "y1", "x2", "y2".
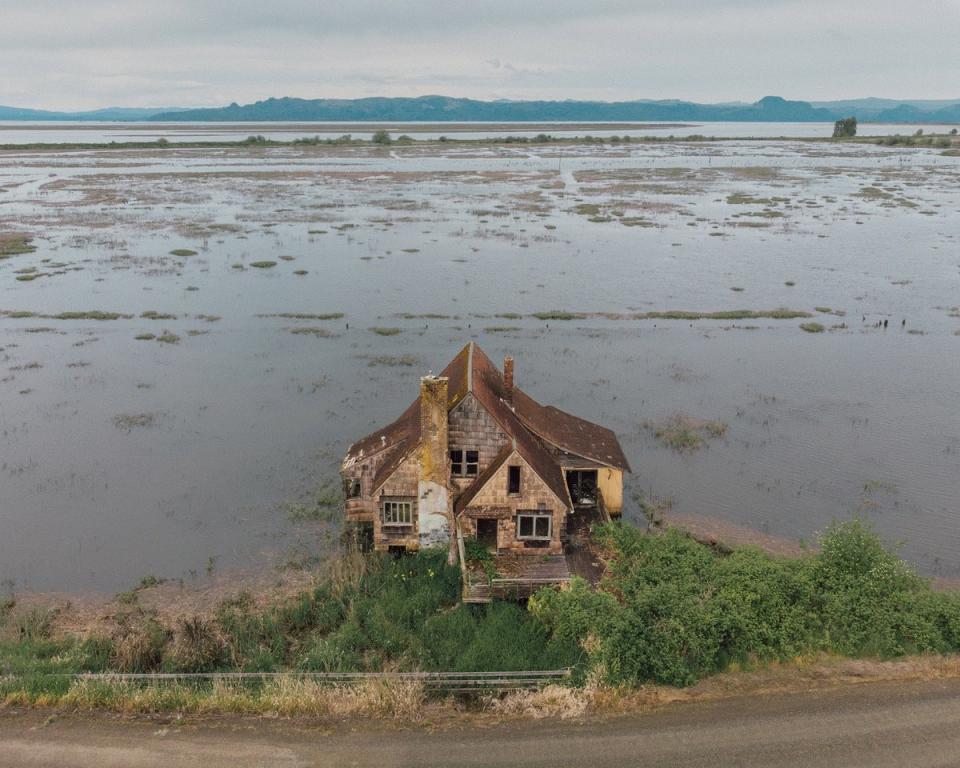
[
  {"x1": 420, "y1": 602, "x2": 580, "y2": 672},
  {"x1": 111, "y1": 617, "x2": 170, "y2": 672},
  {"x1": 531, "y1": 521, "x2": 960, "y2": 687},
  {"x1": 8, "y1": 607, "x2": 55, "y2": 642},
  {"x1": 170, "y1": 616, "x2": 226, "y2": 672},
  {"x1": 812, "y1": 520, "x2": 942, "y2": 656}
]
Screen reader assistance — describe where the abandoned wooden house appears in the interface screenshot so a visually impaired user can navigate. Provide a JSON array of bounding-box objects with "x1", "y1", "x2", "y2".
[{"x1": 340, "y1": 342, "x2": 630, "y2": 601}]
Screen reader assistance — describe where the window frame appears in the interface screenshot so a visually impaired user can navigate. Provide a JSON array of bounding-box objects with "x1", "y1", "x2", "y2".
[
  {"x1": 516, "y1": 511, "x2": 552, "y2": 541},
  {"x1": 450, "y1": 448, "x2": 479, "y2": 477},
  {"x1": 382, "y1": 498, "x2": 414, "y2": 527}
]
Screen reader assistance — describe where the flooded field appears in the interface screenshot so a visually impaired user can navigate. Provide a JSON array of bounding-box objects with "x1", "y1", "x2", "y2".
[
  {"x1": 2, "y1": 120, "x2": 959, "y2": 145},
  {"x1": 1, "y1": 137, "x2": 959, "y2": 592}
]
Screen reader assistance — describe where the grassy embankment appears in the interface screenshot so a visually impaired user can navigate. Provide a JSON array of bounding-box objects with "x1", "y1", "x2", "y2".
[
  {"x1": 2, "y1": 521, "x2": 960, "y2": 716},
  {"x1": 1, "y1": 132, "x2": 957, "y2": 152}
]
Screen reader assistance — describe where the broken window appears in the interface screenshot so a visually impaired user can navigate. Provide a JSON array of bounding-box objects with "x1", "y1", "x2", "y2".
[
  {"x1": 566, "y1": 470, "x2": 598, "y2": 506},
  {"x1": 507, "y1": 465, "x2": 521, "y2": 494},
  {"x1": 450, "y1": 449, "x2": 479, "y2": 477},
  {"x1": 382, "y1": 499, "x2": 413, "y2": 526},
  {"x1": 346, "y1": 478, "x2": 362, "y2": 498},
  {"x1": 516, "y1": 512, "x2": 551, "y2": 540}
]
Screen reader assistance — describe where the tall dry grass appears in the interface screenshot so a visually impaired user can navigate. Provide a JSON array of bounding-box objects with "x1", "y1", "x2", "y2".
[{"x1": 54, "y1": 675, "x2": 426, "y2": 719}]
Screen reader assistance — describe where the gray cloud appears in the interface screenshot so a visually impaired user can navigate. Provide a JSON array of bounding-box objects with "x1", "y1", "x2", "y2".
[{"x1": 1, "y1": 0, "x2": 958, "y2": 109}]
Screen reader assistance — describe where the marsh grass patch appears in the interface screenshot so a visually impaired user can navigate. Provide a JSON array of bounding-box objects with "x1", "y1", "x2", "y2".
[
  {"x1": 289, "y1": 327, "x2": 335, "y2": 338},
  {"x1": 0, "y1": 234, "x2": 36, "y2": 259},
  {"x1": 260, "y1": 312, "x2": 344, "y2": 320},
  {"x1": 113, "y1": 413, "x2": 158, "y2": 431},
  {"x1": 367, "y1": 354, "x2": 418, "y2": 367},
  {"x1": 645, "y1": 413, "x2": 728, "y2": 453},
  {"x1": 141, "y1": 311, "x2": 177, "y2": 320}
]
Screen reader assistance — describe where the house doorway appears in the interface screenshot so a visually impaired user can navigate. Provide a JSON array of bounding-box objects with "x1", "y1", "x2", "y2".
[
  {"x1": 476, "y1": 519, "x2": 498, "y2": 551},
  {"x1": 566, "y1": 470, "x2": 598, "y2": 506}
]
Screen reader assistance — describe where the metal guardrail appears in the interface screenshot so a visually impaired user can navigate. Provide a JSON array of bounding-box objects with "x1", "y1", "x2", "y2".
[{"x1": 41, "y1": 668, "x2": 571, "y2": 693}]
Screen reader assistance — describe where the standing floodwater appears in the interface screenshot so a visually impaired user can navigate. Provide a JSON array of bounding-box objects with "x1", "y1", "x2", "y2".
[{"x1": 1, "y1": 136, "x2": 958, "y2": 592}]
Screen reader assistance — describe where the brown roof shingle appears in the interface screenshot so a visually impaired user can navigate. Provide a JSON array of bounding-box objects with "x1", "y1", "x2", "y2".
[
  {"x1": 344, "y1": 341, "x2": 629, "y2": 506},
  {"x1": 512, "y1": 388, "x2": 631, "y2": 471}
]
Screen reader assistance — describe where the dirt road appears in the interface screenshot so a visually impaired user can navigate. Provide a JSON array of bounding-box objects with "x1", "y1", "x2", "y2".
[{"x1": 4, "y1": 678, "x2": 960, "y2": 767}]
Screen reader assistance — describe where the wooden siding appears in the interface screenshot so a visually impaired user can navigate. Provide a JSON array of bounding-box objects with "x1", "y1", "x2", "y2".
[
  {"x1": 373, "y1": 453, "x2": 420, "y2": 551},
  {"x1": 448, "y1": 393, "x2": 509, "y2": 492},
  {"x1": 458, "y1": 450, "x2": 568, "y2": 555}
]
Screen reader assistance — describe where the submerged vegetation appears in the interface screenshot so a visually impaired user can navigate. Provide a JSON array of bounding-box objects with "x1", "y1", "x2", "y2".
[
  {"x1": 2, "y1": 131, "x2": 954, "y2": 154},
  {"x1": 646, "y1": 414, "x2": 728, "y2": 453},
  {"x1": 0, "y1": 234, "x2": 36, "y2": 259}
]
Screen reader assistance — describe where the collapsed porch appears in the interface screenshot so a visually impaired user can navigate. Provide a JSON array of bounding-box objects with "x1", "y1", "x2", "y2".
[{"x1": 457, "y1": 502, "x2": 609, "y2": 603}]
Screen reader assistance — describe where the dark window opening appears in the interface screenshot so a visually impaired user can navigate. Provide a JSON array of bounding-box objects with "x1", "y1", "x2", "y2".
[
  {"x1": 476, "y1": 518, "x2": 498, "y2": 549},
  {"x1": 466, "y1": 451, "x2": 479, "y2": 476},
  {"x1": 567, "y1": 470, "x2": 598, "y2": 506},
  {"x1": 450, "y1": 449, "x2": 479, "y2": 477},
  {"x1": 347, "y1": 478, "x2": 362, "y2": 498},
  {"x1": 516, "y1": 512, "x2": 551, "y2": 540},
  {"x1": 508, "y1": 465, "x2": 521, "y2": 494}
]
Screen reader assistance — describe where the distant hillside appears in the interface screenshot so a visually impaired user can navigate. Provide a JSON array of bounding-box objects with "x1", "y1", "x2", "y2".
[
  {"x1": 3, "y1": 96, "x2": 959, "y2": 124},
  {"x1": 150, "y1": 95, "x2": 836, "y2": 123},
  {"x1": 811, "y1": 98, "x2": 960, "y2": 121},
  {"x1": 0, "y1": 105, "x2": 192, "y2": 121}
]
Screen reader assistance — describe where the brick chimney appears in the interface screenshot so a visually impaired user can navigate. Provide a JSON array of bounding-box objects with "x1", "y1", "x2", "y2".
[
  {"x1": 503, "y1": 355, "x2": 514, "y2": 406},
  {"x1": 419, "y1": 376, "x2": 449, "y2": 483},
  {"x1": 417, "y1": 375, "x2": 451, "y2": 549}
]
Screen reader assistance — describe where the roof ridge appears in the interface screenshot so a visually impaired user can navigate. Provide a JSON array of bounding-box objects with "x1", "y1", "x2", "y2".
[{"x1": 467, "y1": 341, "x2": 474, "y2": 394}]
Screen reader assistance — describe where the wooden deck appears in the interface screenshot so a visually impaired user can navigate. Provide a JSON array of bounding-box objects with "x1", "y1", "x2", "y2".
[
  {"x1": 563, "y1": 504, "x2": 609, "y2": 585},
  {"x1": 456, "y1": 502, "x2": 610, "y2": 603},
  {"x1": 462, "y1": 553, "x2": 571, "y2": 603}
]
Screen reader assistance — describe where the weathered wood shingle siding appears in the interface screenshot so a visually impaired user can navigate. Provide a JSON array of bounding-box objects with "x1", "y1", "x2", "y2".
[
  {"x1": 373, "y1": 453, "x2": 420, "y2": 550},
  {"x1": 460, "y1": 450, "x2": 568, "y2": 554},
  {"x1": 448, "y1": 393, "x2": 509, "y2": 492}
]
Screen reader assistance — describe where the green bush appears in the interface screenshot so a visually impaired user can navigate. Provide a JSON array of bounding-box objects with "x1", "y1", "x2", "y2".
[
  {"x1": 812, "y1": 520, "x2": 942, "y2": 656},
  {"x1": 5, "y1": 523, "x2": 958, "y2": 695},
  {"x1": 420, "y1": 602, "x2": 580, "y2": 672},
  {"x1": 531, "y1": 521, "x2": 960, "y2": 687}
]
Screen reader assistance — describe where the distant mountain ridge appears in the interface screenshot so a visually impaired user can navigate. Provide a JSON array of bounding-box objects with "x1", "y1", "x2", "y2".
[
  {"x1": 150, "y1": 95, "x2": 838, "y2": 122},
  {"x1": 2, "y1": 95, "x2": 959, "y2": 123}
]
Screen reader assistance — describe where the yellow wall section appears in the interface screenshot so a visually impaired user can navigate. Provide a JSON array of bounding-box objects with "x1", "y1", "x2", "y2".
[{"x1": 599, "y1": 468, "x2": 623, "y2": 515}]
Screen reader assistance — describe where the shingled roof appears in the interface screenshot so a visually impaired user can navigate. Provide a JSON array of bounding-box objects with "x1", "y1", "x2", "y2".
[{"x1": 344, "y1": 341, "x2": 629, "y2": 503}]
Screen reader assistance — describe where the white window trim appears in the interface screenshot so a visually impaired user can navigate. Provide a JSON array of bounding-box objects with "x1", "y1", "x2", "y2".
[
  {"x1": 382, "y1": 499, "x2": 414, "y2": 527},
  {"x1": 516, "y1": 512, "x2": 552, "y2": 541}
]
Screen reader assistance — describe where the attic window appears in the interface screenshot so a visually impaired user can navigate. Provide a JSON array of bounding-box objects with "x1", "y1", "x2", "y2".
[
  {"x1": 507, "y1": 465, "x2": 521, "y2": 495},
  {"x1": 450, "y1": 449, "x2": 479, "y2": 477},
  {"x1": 347, "y1": 478, "x2": 362, "y2": 498}
]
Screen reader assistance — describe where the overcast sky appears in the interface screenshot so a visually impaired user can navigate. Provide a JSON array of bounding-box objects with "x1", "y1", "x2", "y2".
[{"x1": 2, "y1": 0, "x2": 959, "y2": 110}]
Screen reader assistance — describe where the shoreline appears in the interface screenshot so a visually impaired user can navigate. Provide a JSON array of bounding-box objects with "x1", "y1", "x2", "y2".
[{"x1": 10, "y1": 510, "x2": 958, "y2": 642}]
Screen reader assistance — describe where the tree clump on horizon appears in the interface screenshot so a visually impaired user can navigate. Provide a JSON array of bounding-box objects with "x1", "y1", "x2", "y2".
[{"x1": 832, "y1": 116, "x2": 858, "y2": 138}]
